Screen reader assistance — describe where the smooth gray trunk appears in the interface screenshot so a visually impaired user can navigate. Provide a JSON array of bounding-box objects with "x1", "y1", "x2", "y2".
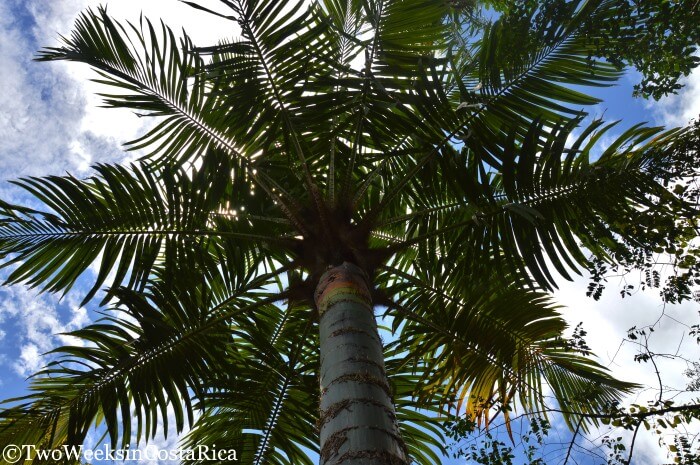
[{"x1": 314, "y1": 262, "x2": 408, "y2": 465}]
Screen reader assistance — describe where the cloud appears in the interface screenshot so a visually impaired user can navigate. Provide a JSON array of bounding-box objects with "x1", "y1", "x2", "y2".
[
  {"x1": 16, "y1": 343, "x2": 43, "y2": 376},
  {"x1": 647, "y1": 63, "x2": 700, "y2": 127},
  {"x1": 0, "y1": 280, "x2": 91, "y2": 377},
  {"x1": 0, "y1": 0, "x2": 125, "y2": 185},
  {"x1": 0, "y1": 0, "x2": 239, "y2": 189},
  {"x1": 1, "y1": 0, "x2": 224, "y2": 188},
  {"x1": 555, "y1": 275, "x2": 700, "y2": 463},
  {"x1": 25, "y1": 0, "x2": 90, "y2": 39}
]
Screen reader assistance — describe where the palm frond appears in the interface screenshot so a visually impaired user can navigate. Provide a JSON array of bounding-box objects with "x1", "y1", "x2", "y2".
[
  {"x1": 0, "y1": 151, "x2": 289, "y2": 304},
  {"x1": 37, "y1": 8, "x2": 227, "y2": 168},
  {"x1": 385, "y1": 360, "x2": 455, "y2": 465},
  {"x1": 379, "y1": 264, "x2": 636, "y2": 431},
  {"x1": 181, "y1": 302, "x2": 319, "y2": 465},
  {"x1": 460, "y1": 0, "x2": 623, "y2": 165},
  {"x1": 0, "y1": 269, "x2": 286, "y2": 449},
  {"x1": 335, "y1": 0, "x2": 454, "y2": 201},
  {"x1": 376, "y1": 118, "x2": 687, "y2": 290},
  {"x1": 357, "y1": 0, "x2": 629, "y2": 217},
  {"x1": 35, "y1": 6, "x2": 311, "y2": 228}
]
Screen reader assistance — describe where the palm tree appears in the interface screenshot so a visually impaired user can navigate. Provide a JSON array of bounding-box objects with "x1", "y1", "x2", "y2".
[{"x1": 0, "y1": 0, "x2": 695, "y2": 463}]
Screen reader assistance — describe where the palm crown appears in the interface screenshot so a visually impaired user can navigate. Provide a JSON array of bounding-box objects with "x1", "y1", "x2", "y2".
[{"x1": 0, "y1": 0, "x2": 696, "y2": 464}]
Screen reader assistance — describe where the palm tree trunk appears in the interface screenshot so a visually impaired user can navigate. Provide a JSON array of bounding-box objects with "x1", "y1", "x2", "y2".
[{"x1": 314, "y1": 262, "x2": 408, "y2": 465}]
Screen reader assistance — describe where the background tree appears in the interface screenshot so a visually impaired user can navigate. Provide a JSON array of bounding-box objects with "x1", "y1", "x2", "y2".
[
  {"x1": 466, "y1": 0, "x2": 700, "y2": 99},
  {"x1": 0, "y1": 0, "x2": 697, "y2": 464},
  {"x1": 447, "y1": 297, "x2": 700, "y2": 464}
]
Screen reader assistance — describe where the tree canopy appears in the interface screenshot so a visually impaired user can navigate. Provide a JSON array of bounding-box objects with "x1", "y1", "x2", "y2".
[{"x1": 0, "y1": 0, "x2": 698, "y2": 464}]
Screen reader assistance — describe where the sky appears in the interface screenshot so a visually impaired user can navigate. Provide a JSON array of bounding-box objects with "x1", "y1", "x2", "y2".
[{"x1": 0, "y1": 0, "x2": 699, "y2": 464}]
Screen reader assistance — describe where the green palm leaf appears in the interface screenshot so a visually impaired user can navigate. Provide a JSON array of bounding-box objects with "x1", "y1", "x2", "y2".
[
  {"x1": 37, "y1": 7, "x2": 224, "y2": 169},
  {"x1": 379, "y1": 264, "x2": 635, "y2": 431},
  {"x1": 180, "y1": 301, "x2": 319, "y2": 465},
  {"x1": 0, "y1": 150, "x2": 291, "y2": 304},
  {"x1": 375, "y1": 118, "x2": 688, "y2": 290},
  {"x1": 0, "y1": 268, "x2": 285, "y2": 449}
]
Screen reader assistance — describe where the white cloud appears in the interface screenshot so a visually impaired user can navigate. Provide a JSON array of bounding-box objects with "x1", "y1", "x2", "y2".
[
  {"x1": 555, "y1": 275, "x2": 700, "y2": 463},
  {"x1": 0, "y1": 0, "x2": 123, "y2": 183},
  {"x1": 0, "y1": 0, "x2": 227, "y2": 216},
  {"x1": 16, "y1": 343, "x2": 43, "y2": 376},
  {"x1": 0, "y1": 281, "x2": 91, "y2": 377},
  {"x1": 0, "y1": 0, "x2": 236, "y2": 186},
  {"x1": 26, "y1": 0, "x2": 91, "y2": 39},
  {"x1": 647, "y1": 64, "x2": 700, "y2": 127}
]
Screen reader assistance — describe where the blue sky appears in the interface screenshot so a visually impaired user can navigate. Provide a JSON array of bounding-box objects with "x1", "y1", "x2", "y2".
[{"x1": 0, "y1": 1, "x2": 699, "y2": 464}]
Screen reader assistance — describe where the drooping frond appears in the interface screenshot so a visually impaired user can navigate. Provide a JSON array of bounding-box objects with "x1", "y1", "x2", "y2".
[
  {"x1": 180, "y1": 301, "x2": 319, "y2": 465},
  {"x1": 0, "y1": 269, "x2": 286, "y2": 449},
  {"x1": 385, "y1": 360, "x2": 456, "y2": 465},
  {"x1": 379, "y1": 263, "x2": 636, "y2": 431},
  {"x1": 181, "y1": 301, "x2": 456, "y2": 465}
]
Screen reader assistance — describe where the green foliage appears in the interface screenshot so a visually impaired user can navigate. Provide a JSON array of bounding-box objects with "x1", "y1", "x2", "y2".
[
  {"x1": 447, "y1": 317, "x2": 700, "y2": 464},
  {"x1": 493, "y1": 0, "x2": 700, "y2": 100},
  {"x1": 585, "y1": 120, "x2": 700, "y2": 303},
  {"x1": 668, "y1": 435, "x2": 700, "y2": 464},
  {"x1": 0, "y1": 150, "x2": 276, "y2": 305},
  {"x1": 447, "y1": 416, "x2": 550, "y2": 464}
]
